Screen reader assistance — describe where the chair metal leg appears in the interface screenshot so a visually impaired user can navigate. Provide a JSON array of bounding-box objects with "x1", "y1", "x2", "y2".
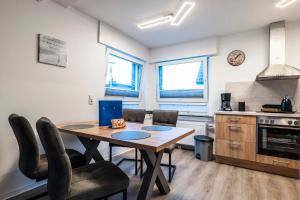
[
  {"x1": 111, "y1": 146, "x2": 141, "y2": 176},
  {"x1": 123, "y1": 190, "x2": 127, "y2": 200},
  {"x1": 109, "y1": 145, "x2": 112, "y2": 162},
  {"x1": 135, "y1": 148, "x2": 138, "y2": 175},
  {"x1": 168, "y1": 153, "x2": 172, "y2": 183},
  {"x1": 140, "y1": 154, "x2": 143, "y2": 178}
]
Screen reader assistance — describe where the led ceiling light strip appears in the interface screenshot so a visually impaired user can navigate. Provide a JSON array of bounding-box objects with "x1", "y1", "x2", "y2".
[
  {"x1": 275, "y1": 0, "x2": 298, "y2": 8},
  {"x1": 171, "y1": 1, "x2": 195, "y2": 26},
  {"x1": 137, "y1": 15, "x2": 173, "y2": 29}
]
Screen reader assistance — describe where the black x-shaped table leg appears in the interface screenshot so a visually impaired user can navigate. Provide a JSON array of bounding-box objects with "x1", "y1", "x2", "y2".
[
  {"x1": 78, "y1": 136, "x2": 104, "y2": 164},
  {"x1": 138, "y1": 150, "x2": 170, "y2": 200}
]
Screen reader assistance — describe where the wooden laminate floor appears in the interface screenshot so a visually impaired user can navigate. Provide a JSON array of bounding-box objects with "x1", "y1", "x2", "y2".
[
  {"x1": 111, "y1": 149, "x2": 299, "y2": 200},
  {"x1": 33, "y1": 149, "x2": 299, "y2": 200}
]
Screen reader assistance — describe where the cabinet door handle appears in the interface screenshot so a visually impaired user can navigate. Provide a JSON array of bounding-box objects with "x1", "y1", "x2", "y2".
[
  {"x1": 229, "y1": 117, "x2": 241, "y2": 123},
  {"x1": 273, "y1": 160, "x2": 290, "y2": 166},
  {"x1": 228, "y1": 126, "x2": 241, "y2": 132},
  {"x1": 229, "y1": 143, "x2": 241, "y2": 149}
]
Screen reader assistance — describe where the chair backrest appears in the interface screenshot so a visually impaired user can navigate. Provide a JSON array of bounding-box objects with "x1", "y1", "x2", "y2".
[
  {"x1": 36, "y1": 117, "x2": 71, "y2": 200},
  {"x1": 152, "y1": 110, "x2": 179, "y2": 127},
  {"x1": 123, "y1": 109, "x2": 146, "y2": 123},
  {"x1": 8, "y1": 114, "x2": 40, "y2": 179}
]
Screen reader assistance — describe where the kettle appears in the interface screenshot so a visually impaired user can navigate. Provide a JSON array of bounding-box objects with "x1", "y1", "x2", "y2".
[{"x1": 281, "y1": 95, "x2": 293, "y2": 112}]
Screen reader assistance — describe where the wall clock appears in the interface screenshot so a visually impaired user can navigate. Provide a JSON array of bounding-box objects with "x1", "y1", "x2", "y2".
[{"x1": 227, "y1": 50, "x2": 246, "y2": 66}]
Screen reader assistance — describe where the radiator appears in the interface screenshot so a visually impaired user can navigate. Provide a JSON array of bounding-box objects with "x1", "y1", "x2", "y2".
[
  {"x1": 144, "y1": 115, "x2": 213, "y2": 147},
  {"x1": 176, "y1": 120, "x2": 207, "y2": 147}
]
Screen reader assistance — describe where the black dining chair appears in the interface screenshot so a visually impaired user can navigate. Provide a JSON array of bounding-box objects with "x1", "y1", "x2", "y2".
[
  {"x1": 141, "y1": 110, "x2": 179, "y2": 182},
  {"x1": 36, "y1": 117, "x2": 129, "y2": 200},
  {"x1": 8, "y1": 114, "x2": 86, "y2": 182},
  {"x1": 109, "y1": 108, "x2": 146, "y2": 175}
]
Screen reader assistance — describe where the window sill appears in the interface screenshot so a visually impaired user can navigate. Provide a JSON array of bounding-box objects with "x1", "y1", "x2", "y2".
[
  {"x1": 104, "y1": 96, "x2": 141, "y2": 102},
  {"x1": 158, "y1": 102, "x2": 208, "y2": 114},
  {"x1": 157, "y1": 101, "x2": 208, "y2": 105}
]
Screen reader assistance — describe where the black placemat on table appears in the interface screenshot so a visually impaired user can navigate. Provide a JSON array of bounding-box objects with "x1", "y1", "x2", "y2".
[
  {"x1": 111, "y1": 131, "x2": 151, "y2": 140},
  {"x1": 61, "y1": 124, "x2": 95, "y2": 130},
  {"x1": 142, "y1": 125, "x2": 173, "y2": 131}
]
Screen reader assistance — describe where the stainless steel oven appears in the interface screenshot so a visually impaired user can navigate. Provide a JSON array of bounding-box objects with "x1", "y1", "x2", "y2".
[{"x1": 257, "y1": 116, "x2": 300, "y2": 160}]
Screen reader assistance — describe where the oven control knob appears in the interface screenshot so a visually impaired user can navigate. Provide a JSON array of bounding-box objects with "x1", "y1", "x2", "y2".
[
  {"x1": 294, "y1": 121, "x2": 299, "y2": 126},
  {"x1": 265, "y1": 120, "x2": 269, "y2": 124},
  {"x1": 288, "y1": 120, "x2": 293, "y2": 125},
  {"x1": 259, "y1": 119, "x2": 264, "y2": 123},
  {"x1": 270, "y1": 120, "x2": 274, "y2": 124}
]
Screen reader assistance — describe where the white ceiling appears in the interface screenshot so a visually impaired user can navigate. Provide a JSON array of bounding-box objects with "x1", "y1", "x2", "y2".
[{"x1": 59, "y1": 0, "x2": 300, "y2": 48}]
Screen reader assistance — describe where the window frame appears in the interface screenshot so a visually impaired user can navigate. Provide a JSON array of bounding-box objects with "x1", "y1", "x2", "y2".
[
  {"x1": 156, "y1": 57, "x2": 209, "y2": 103},
  {"x1": 104, "y1": 48, "x2": 145, "y2": 102}
]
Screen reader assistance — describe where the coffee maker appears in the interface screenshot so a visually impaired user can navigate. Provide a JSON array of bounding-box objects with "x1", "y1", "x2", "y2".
[{"x1": 221, "y1": 93, "x2": 232, "y2": 111}]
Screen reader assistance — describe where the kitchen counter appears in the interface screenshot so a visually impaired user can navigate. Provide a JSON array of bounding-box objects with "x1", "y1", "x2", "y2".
[{"x1": 215, "y1": 111, "x2": 300, "y2": 118}]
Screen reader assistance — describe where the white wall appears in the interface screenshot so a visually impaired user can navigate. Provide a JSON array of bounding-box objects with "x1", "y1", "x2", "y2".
[
  {"x1": 209, "y1": 28, "x2": 269, "y2": 114},
  {"x1": 99, "y1": 21, "x2": 149, "y2": 61},
  {"x1": 286, "y1": 21, "x2": 300, "y2": 67},
  {"x1": 0, "y1": 0, "x2": 149, "y2": 198},
  {"x1": 146, "y1": 28, "x2": 269, "y2": 115},
  {"x1": 150, "y1": 37, "x2": 218, "y2": 63},
  {"x1": 147, "y1": 23, "x2": 300, "y2": 115}
]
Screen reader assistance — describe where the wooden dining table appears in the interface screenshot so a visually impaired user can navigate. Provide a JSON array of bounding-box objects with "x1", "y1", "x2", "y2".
[{"x1": 57, "y1": 121, "x2": 195, "y2": 200}]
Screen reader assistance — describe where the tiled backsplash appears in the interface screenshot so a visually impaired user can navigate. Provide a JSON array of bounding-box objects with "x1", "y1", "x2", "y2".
[{"x1": 226, "y1": 79, "x2": 300, "y2": 112}]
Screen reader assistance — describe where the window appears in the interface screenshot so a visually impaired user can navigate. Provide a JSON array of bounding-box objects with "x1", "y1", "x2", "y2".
[
  {"x1": 105, "y1": 49, "x2": 143, "y2": 98},
  {"x1": 157, "y1": 57, "x2": 208, "y2": 102}
]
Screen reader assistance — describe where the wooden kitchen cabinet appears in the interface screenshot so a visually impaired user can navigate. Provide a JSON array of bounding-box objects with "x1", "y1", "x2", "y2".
[
  {"x1": 215, "y1": 113, "x2": 300, "y2": 178},
  {"x1": 256, "y1": 155, "x2": 300, "y2": 170},
  {"x1": 216, "y1": 115, "x2": 256, "y2": 125},
  {"x1": 215, "y1": 115, "x2": 256, "y2": 161},
  {"x1": 216, "y1": 123, "x2": 256, "y2": 142},
  {"x1": 216, "y1": 139, "x2": 255, "y2": 161}
]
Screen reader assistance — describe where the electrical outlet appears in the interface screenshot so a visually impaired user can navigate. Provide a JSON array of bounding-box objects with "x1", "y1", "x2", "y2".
[{"x1": 88, "y1": 95, "x2": 94, "y2": 105}]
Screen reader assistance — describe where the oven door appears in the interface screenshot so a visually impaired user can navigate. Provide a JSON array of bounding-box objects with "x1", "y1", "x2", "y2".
[{"x1": 257, "y1": 125, "x2": 300, "y2": 160}]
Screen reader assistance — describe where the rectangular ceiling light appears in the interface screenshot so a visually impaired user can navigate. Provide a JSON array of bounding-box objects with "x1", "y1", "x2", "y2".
[
  {"x1": 276, "y1": 0, "x2": 298, "y2": 8},
  {"x1": 171, "y1": 1, "x2": 195, "y2": 26},
  {"x1": 137, "y1": 15, "x2": 173, "y2": 29}
]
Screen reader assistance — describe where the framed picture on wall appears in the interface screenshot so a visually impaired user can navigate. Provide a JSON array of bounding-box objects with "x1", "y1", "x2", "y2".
[{"x1": 38, "y1": 34, "x2": 67, "y2": 67}]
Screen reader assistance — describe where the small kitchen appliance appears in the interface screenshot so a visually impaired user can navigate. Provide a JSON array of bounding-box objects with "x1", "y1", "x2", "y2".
[
  {"x1": 238, "y1": 102, "x2": 246, "y2": 112},
  {"x1": 281, "y1": 95, "x2": 293, "y2": 113},
  {"x1": 221, "y1": 93, "x2": 232, "y2": 111},
  {"x1": 257, "y1": 116, "x2": 300, "y2": 160}
]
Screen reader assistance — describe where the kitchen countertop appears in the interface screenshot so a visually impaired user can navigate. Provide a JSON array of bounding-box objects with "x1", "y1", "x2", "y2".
[{"x1": 215, "y1": 111, "x2": 300, "y2": 118}]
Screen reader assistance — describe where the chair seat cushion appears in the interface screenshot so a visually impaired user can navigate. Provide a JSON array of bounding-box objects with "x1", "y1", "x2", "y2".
[
  {"x1": 34, "y1": 149, "x2": 86, "y2": 181},
  {"x1": 164, "y1": 144, "x2": 176, "y2": 154},
  {"x1": 66, "y1": 149, "x2": 86, "y2": 168},
  {"x1": 34, "y1": 155, "x2": 48, "y2": 181},
  {"x1": 69, "y1": 161, "x2": 129, "y2": 200}
]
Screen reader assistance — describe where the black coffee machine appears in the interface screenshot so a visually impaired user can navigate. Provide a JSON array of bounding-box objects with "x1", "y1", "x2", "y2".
[{"x1": 221, "y1": 93, "x2": 232, "y2": 111}]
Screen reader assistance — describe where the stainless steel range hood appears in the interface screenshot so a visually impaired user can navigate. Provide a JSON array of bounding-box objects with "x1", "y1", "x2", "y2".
[{"x1": 256, "y1": 21, "x2": 300, "y2": 81}]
